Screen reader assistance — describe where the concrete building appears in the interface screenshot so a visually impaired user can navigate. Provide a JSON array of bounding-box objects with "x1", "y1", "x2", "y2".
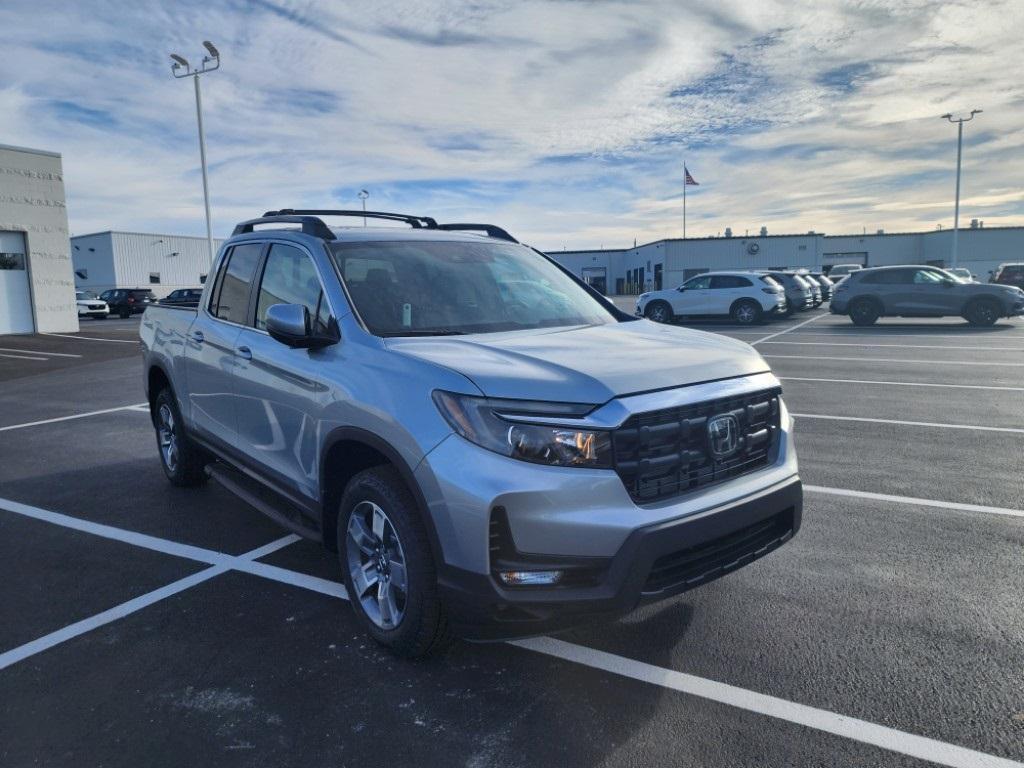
[
  {"x1": 71, "y1": 231, "x2": 225, "y2": 299},
  {"x1": 0, "y1": 143, "x2": 77, "y2": 334},
  {"x1": 549, "y1": 224, "x2": 1023, "y2": 294}
]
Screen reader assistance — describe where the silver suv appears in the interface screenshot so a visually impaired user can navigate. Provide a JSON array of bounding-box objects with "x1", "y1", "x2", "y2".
[
  {"x1": 831, "y1": 264, "x2": 1024, "y2": 326},
  {"x1": 141, "y1": 210, "x2": 802, "y2": 657}
]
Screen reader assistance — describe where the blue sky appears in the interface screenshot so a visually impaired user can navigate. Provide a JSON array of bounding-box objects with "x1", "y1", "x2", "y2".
[{"x1": 2, "y1": 0, "x2": 1022, "y2": 250}]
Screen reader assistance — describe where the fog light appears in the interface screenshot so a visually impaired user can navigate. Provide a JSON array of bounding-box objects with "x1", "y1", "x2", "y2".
[{"x1": 498, "y1": 570, "x2": 563, "y2": 586}]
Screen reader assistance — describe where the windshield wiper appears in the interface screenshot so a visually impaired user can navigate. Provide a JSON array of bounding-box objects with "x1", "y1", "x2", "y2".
[{"x1": 383, "y1": 329, "x2": 468, "y2": 337}]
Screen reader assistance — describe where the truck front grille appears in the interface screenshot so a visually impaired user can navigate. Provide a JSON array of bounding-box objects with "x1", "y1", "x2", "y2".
[{"x1": 612, "y1": 387, "x2": 781, "y2": 504}]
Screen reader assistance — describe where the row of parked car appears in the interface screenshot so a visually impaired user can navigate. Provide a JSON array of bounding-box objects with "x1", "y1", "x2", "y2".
[
  {"x1": 75, "y1": 287, "x2": 204, "y2": 320},
  {"x1": 635, "y1": 269, "x2": 835, "y2": 325},
  {"x1": 636, "y1": 263, "x2": 1024, "y2": 326}
]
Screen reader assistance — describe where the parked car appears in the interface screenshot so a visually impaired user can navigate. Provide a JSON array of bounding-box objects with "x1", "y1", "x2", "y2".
[
  {"x1": 793, "y1": 272, "x2": 822, "y2": 307},
  {"x1": 802, "y1": 272, "x2": 834, "y2": 302},
  {"x1": 761, "y1": 271, "x2": 815, "y2": 314},
  {"x1": 826, "y1": 264, "x2": 862, "y2": 281},
  {"x1": 141, "y1": 209, "x2": 802, "y2": 657},
  {"x1": 636, "y1": 271, "x2": 787, "y2": 325},
  {"x1": 831, "y1": 264, "x2": 1024, "y2": 326},
  {"x1": 158, "y1": 288, "x2": 204, "y2": 307},
  {"x1": 100, "y1": 288, "x2": 156, "y2": 319},
  {"x1": 948, "y1": 267, "x2": 976, "y2": 282},
  {"x1": 75, "y1": 290, "x2": 109, "y2": 320},
  {"x1": 990, "y1": 262, "x2": 1024, "y2": 289}
]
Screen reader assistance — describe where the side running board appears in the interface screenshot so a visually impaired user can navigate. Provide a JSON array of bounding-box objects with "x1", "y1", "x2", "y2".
[{"x1": 207, "y1": 462, "x2": 323, "y2": 543}]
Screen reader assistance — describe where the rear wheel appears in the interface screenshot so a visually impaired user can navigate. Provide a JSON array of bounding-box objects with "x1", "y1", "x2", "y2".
[
  {"x1": 965, "y1": 298, "x2": 1000, "y2": 327},
  {"x1": 731, "y1": 299, "x2": 762, "y2": 325},
  {"x1": 644, "y1": 300, "x2": 673, "y2": 324},
  {"x1": 338, "y1": 466, "x2": 451, "y2": 658},
  {"x1": 849, "y1": 298, "x2": 881, "y2": 326},
  {"x1": 153, "y1": 388, "x2": 207, "y2": 486}
]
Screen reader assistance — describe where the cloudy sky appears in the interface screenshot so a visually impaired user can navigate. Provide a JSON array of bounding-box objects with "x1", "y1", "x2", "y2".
[{"x1": 2, "y1": 0, "x2": 1022, "y2": 250}]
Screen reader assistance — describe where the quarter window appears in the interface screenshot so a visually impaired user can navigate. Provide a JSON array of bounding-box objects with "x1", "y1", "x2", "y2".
[{"x1": 255, "y1": 244, "x2": 331, "y2": 333}]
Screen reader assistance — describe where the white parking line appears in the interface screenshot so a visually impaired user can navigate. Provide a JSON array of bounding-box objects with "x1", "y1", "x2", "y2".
[
  {"x1": 779, "y1": 376, "x2": 1024, "y2": 392},
  {"x1": 766, "y1": 354, "x2": 1024, "y2": 366},
  {"x1": 42, "y1": 332, "x2": 137, "y2": 344},
  {"x1": 0, "y1": 403, "x2": 149, "y2": 432},
  {"x1": 511, "y1": 637, "x2": 1023, "y2": 768},
  {"x1": 762, "y1": 340, "x2": 1024, "y2": 351},
  {"x1": 805, "y1": 485, "x2": 1024, "y2": 519},
  {"x1": 0, "y1": 533, "x2": 298, "y2": 672},
  {"x1": 0, "y1": 352, "x2": 48, "y2": 361},
  {"x1": 721, "y1": 330, "x2": 1024, "y2": 341},
  {"x1": 749, "y1": 313, "x2": 826, "y2": 345},
  {"x1": 2, "y1": 496, "x2": 1021, "y2": 767},
  {"x1": 0, "y1": 347, "x2": 82, "y2": 358},
  {"x1": 792, "y1": 413, "x2": 1024, "y2": 434}
]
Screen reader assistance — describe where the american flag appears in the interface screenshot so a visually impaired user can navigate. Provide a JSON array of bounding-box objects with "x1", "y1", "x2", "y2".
[{"x1": 684, "y1": 166, "x2": 699, "y2": 186}]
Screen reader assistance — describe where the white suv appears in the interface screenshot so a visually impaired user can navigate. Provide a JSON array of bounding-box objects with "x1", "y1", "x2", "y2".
[{"x1": 636, "y1": 271, "x2": 787, "y2": 325}]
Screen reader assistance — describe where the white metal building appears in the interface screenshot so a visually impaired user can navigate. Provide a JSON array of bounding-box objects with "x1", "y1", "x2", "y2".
[
  {"x1": 549, "y1": 224, "x2": 1024, "y2": 294},
  {"x1": 71, "y1": 231, "x2": 225, "y2": 299},
  {"x1": 0, "y1": 144, "x2": 78, "y2": 334}
]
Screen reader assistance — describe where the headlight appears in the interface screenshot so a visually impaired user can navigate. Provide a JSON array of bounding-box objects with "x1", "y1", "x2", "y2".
[{"x1": 432, "y1": 391, "x2": 612, "y2": 468}]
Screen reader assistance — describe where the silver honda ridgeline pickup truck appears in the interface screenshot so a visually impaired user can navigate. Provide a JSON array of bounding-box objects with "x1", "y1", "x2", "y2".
[{"x1": 141, "y1": 209, "x2": 801, "y2": 657}]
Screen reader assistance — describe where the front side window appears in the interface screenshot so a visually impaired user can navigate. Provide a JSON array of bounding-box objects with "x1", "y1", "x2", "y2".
[
  {"x1": 683, "y1": 275, "x2": 712, "y2": 290},
  {"x1": 913, "y1": 269, "x2": 945, "y2": 284},
  {"x1": 211, "y1": 243, "x2": 263, "y2": 324},
  {"x1": 330, "y1": 240, "x2": 614, "y2": 336},
  {"x1": 255, "y1": 244, "x2": 331, "y2": 333}
]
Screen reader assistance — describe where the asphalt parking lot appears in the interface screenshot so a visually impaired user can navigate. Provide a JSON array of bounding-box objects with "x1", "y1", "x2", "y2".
[{"x1": 1, "y1": 309, "x2": 1022, "y2": 768}]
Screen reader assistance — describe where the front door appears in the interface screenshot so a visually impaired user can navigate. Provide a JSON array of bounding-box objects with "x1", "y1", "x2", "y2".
[
  {"x1": 910, "y1": 268, "x2": 962, "y2": 314},
  {"x1": 233, "y1": 242, "x2": 337, "y2": 504},
  {"x1": 184, "y1": 242, "x2": 263, "y2": 448},
  {"x1": 673, "y1": 274, "x2": 713, "y2": 315}
]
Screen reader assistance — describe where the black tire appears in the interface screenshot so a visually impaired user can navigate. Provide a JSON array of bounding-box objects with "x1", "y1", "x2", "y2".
[
  {"x1": 849, "y1": 298, "x2": 881, "y2": 326},
  {"x1": 153, "y1": 388, "x2": 207, "y2": 486},
  {"x1": 94, "y1": 315, "x2": 106, "y2": 320},
  {"x1": 965, "y1": 298, "x2": 1000, "y2": 327},
  {"x1": 337, "y1": 466, "x2": 451, "y2": 658},
  {"x1": 119, "y1": 308, "x2": 130, "y2": 319},
  {"x1": 730, "y1": 299, "x2": 763, "y2": 325},
  {"x1": 644, "y1": 300, "x2": 673, "y2": 324}
]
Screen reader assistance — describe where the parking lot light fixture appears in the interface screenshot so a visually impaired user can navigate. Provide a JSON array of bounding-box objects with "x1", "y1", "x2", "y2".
[
  {"x1": 941, "y1": 109, "x2": 982, "y2": 269},
  {"x1": 170, "y1": 43, "x2": 221, "y2": 265},
  {"x1": 358, "y1": 189, "x2": 369, "y2": 226}
]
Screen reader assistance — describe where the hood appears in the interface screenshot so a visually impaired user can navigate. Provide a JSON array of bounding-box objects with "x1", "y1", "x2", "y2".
[{"x1": 384, "y1": 320, "x2": 770, "y2": 403}]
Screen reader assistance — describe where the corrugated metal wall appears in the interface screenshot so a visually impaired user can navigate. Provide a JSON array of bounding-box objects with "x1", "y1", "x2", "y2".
[{"x1": 112, "y1": 232, "x2": 225, "y2": 297}]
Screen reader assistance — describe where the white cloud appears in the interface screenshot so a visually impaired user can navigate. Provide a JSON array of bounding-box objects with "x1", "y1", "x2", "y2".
[{"x1": 1, "y1": 0, "x2": 1021, "y2": 248}]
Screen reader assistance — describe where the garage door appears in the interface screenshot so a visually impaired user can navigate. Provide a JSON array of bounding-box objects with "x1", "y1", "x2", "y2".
[{"x1": 0, "y1": 231, "x2": 33, "y2": 334}]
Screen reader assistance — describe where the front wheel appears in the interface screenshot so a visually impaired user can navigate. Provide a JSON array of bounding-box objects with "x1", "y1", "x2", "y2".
[
  {"x1": 153, "y1": 388, "x2": 207, "y2": 486},
  {"x1": 644, "y1": 300, "x2": 673, "y2": 324},
  {"x1": 338, "y1": 466, "x2": 451, "y2": 658},
  {"x1": 731, "y1": 300, "x2": 763, "y2": 325},
  {"x1": 965, "y1": 298, "x2": 1000, "y2": 327}
]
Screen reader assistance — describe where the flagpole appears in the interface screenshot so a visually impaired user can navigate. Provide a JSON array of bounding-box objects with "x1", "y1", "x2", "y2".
[{"x1": 683, "y1": 163, "x2": 687, "y2": 240}]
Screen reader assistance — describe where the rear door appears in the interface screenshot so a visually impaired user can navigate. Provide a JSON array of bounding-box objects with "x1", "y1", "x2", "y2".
[
  {"x1": 709, "y1": 274, "x2": 749, "y2": 315},
  {"x1": 184, "y1": 242, "x2": 263, "y2": 449},
  {"x1": 232, "y1": 242, "x2": 338, "y2": 504}
]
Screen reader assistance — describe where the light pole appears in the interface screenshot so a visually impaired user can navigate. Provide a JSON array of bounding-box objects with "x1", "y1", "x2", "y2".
[
  {"x1": 941, "y1": 109, "x2": 982, "y2": 269},
  {"x1": 357, "y1": 189, "x2": 369, "y2": 226},
  {"x1": 170, "y1": 41, "x2": 221, "y2": 265}
]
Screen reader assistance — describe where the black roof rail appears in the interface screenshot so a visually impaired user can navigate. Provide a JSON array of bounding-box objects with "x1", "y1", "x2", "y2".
[
  {"x1": 232, "y1": 215, "x2": 337, "y2": 240},
  {"x1": 265, "y1": 209, "x2": 439, "y2": 229},
  {"x1": 437, "y1": 223, "x2": 519, "y2": 243}
]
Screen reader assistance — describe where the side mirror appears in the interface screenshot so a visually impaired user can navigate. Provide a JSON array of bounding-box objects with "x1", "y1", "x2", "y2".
[
  {"x1": 266, "y1": 304, "x2": 338, "y2": 349},
  {"x1": 677, "y1": 286, "x2": 685, "y2": 292}
]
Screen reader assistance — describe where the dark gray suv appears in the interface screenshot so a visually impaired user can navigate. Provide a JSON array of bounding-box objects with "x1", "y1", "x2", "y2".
[{"x1": 831, "y1": 265, "x2": 1024, "y2": 326}]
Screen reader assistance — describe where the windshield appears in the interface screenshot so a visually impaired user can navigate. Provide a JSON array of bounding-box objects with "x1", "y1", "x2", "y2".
[
  {"x1": 76, "y1": 290, "x2": 97, "y2": 300},
  {"x1": 329, "y1": 240, "x2": 615, "y2": 336}
]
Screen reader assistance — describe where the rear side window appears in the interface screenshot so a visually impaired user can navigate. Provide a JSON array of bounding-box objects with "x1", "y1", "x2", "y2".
[
  {"x1": 210, "y1": 243, "x2": 263, "y2": 324},
  {"x1": 254, "y1": 244, "x2": 331, "y2": 332},
  {"x1": 710, "y1": 275, "x2": 751, "y2": 289}
]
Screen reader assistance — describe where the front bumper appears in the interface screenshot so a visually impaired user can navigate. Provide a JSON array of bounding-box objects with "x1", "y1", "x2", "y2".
[
  {"x1": 438, "y1": 476, "x2": 802, "y2": 638},
  {"x1": 415, "y1": 392, "x2": 800, "y2": 638}
]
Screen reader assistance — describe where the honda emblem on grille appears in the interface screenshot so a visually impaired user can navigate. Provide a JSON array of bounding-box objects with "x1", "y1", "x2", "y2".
[{"x1": 707, "y1": 414, "x2": 740, "y2": 458}]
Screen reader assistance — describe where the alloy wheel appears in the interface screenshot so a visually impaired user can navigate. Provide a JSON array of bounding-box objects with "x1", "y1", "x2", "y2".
[
  {"x1": 346, "y1": 501, "x2": 408, "y2": 630},
  {"x1": 157, "y1": 403, "x2": 179, "y2": 473}
]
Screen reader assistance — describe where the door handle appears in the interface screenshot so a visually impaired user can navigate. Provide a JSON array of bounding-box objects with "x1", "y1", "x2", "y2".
[
  {"x1": 236, "y1": 346, "x2": 253, "y2": 361},
  {"x1": 189, "y1": 330, "x2": 204, "y2": 344}
]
